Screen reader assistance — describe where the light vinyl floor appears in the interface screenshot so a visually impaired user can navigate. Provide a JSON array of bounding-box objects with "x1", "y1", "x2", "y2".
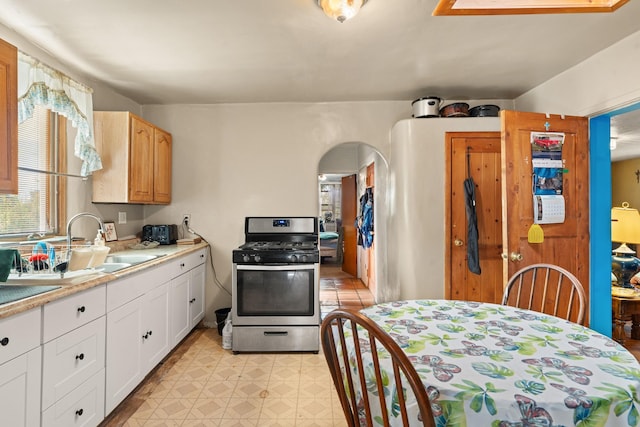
[{"x1": 101, "y1": 262, "x2": 374, "y2": 427}]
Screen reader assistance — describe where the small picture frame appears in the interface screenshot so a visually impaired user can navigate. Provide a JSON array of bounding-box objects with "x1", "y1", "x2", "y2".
[{"x1": 103, "y1": 222, "x2": 118, "y2": 242}]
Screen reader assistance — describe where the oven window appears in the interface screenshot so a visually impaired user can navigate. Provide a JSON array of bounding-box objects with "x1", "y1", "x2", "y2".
[{"x1": 236, "y1": 269, "x2": 315, "y2": 316}]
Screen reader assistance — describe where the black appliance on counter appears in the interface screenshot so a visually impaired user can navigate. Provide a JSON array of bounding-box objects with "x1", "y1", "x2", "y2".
[
  {"x1": 232, "y1": 217, "x2": 320, "y2": 353},
  {"x1": 142, "y1": 224, "x2": 178, "y2": 245}
]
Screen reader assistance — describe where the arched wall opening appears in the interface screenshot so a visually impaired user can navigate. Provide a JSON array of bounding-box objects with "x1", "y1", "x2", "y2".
[{"x1": 317, "y1": 142, "x2": 389, "y2": 303}]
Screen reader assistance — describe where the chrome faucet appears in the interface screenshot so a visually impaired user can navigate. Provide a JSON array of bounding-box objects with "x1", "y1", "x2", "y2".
[{"x1": 66, "y1": 212, "x2": 105, "y2": 254}]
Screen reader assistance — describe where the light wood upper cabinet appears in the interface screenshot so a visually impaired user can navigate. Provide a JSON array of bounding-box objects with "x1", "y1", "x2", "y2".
[
  {"x1": 92, "y1": 111, "x2": 172, "y2": 204},
  {"x1": 0, "y1": 39, "x2": 17, "y2": 194}
]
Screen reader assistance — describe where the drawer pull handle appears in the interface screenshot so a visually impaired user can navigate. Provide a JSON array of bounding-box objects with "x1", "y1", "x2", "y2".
[
  {"x1": 75, "y1": 409, "x2": 83, "y2": 417},
  {"x1": 190, "y1": 298, "x2": 196, "y2": 303},
  {"x1": 77, "y1": 306, "x2": 86, "y2": 313},
  {"x1": 264, "y1": 331, "x2": 288, "y2": 336},
  {"x1": 0, "y1": 337, "x2": 8, "y2": 346},
  {"x1": 143, "y1": 330, "x2": 153, "y2": 339},
  {"x1": 75, "y1": 353, "x2": 85, "y2": 361}
]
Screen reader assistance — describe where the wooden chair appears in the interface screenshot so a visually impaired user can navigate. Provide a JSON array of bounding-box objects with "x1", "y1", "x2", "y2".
[
  {"x1": 321, "y1": 309, "x2": 436, "y2": 427},
  {"x1": 501, "y1": 263, "x2": 587, "y2": 325}
]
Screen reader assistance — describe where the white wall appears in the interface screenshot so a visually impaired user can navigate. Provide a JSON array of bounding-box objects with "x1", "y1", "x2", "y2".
[
  {"x1": 141, "y1": 102, "x2": 409, "y2": 324},
  {"x1": 388, "y1": 117, "x2": 501, "y2": 300},
  {"x1": 516, "y1": 30, "x2": 640, "y2": 115}
]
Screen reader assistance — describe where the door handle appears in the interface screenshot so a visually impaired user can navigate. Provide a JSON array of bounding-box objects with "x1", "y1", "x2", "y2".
[
  {"x1": 502, "y1": 252, "x2": 523, "y2": 262},
  {"x1": 509, "y1": 252, "x2": 524, "y2": 262},
  {"x1": 454, "y1": 239, "x2": 464, "y2": 246}
]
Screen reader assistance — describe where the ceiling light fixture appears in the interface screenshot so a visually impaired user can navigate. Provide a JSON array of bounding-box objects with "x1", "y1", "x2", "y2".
[
  {"x1": 317, "y1": 0, "x2": 368, "y2": 23},
  {"x1": 433, "y1": 0, "x2": 629, "y2": 16}
]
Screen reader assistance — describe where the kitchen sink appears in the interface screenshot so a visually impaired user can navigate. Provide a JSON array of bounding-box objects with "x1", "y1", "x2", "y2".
[
  {"x1": 99, "y1": 262, "x2": 132, "y2": 273},
  {"x1": 105, "y1": 254, "x2": 160, "y2": 265}
]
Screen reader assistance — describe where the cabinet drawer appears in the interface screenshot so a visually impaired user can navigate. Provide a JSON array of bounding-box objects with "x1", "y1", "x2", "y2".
[
  {"x1": 42, "y1": 317, "x2": 105, "y2": 410},
  {"x1": 0, "y1": 308, "x2": 41, "y2": 365},
  {"x1": 107, "y1": 260, "x2": 177, "y2": 312},
  {"x1": 177, "y1": 248, "x2": 207, "y2": 273},
  {"x1": 42, "y1": 369, "x2": 105, "y2": 427},
  {"x1": 43, "y1": 285, "x2": 105, "y2": 343}
]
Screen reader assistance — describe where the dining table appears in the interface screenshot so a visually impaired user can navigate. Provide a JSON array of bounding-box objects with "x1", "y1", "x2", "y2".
[{"x1": 354, "y1": 299, "x2": 640, "y2": 427}]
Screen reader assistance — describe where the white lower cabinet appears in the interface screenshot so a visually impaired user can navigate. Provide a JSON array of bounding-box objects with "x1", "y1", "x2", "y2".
[
  {"x1": 41, "y1": 285, "x2": 106, "y2": 427},
  {"x1": 0, "y1": 346, "x2": 42, "y2": 427},
  {"x1": 41, "y1": 369, "x2": 105, "y2": 427},
  {"x1": 0, "y1": 307, "x2": 42, "y2": 427},
  {"x1": 105, "y1": 281, "x2": 170, "y2": 413},
  {"x1": 42, "y1": 317, "x2": 106, "y2": 410},
  {"x1": 169, "y1": 255, "x2": 206, "y2": 347}
]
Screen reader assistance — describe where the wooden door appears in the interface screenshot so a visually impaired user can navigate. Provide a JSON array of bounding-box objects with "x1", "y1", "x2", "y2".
[
  {"x1": 153, "y1": 127, "x2": 172, "y2": 203},
  {"x1": 446, "y1": 132, "x2": 503, "y2": 303},
  {"x1": 501, "y1": 111, "x2": 590, "y2": 317},
  {"x1": 128, "y1": 116, "x2": 154, "y2": 203},
  {"x1": 341, "y1": 174, "x2": 358, "y2": 276}
]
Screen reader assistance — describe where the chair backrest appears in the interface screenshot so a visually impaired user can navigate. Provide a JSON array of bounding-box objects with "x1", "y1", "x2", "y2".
[
  {"x1": 502, "y1": 263, "x2": 586, "y2": 325},
  {"x1": 321, "y1": 308, "x2": 435, "y2": 427}
]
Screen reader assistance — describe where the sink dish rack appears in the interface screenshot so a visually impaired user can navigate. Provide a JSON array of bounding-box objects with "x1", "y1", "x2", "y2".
[{"x1": 6, "y1": 241, "x2": 110, "y2": 278}]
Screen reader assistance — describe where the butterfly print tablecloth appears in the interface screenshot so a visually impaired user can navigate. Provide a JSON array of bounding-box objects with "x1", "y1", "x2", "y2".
[{"x1": 353, "y1": 300, "x2": 640, "y2": 426}]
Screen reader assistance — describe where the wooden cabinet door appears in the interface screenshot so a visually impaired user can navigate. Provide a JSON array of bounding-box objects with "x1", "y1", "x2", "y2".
[
  {"x1": 446, "y1": 132, "x2": 503, "y2": 303},
  {"x1": 0, "y1": 39, "x2": 17, "y2": 194},
  {"x1": 153, "y1": 127, "x2": 172, "y2": 203},
  {"x1": 501, "y1": 111, "x2": 589, "y2": 318},
  {"x1": 128, "y1": 116, "x2": 154, "y2": 203}
]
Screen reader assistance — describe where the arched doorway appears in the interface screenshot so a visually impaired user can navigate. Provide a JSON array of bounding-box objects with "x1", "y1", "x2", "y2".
[{"x1": 317, "y1": 142, "x2": 389, "y2": 305}]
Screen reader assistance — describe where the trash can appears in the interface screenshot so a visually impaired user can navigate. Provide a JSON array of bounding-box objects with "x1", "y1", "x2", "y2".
[{"x1": 215, "y1": 307, "x2": 231, "y2": 335}]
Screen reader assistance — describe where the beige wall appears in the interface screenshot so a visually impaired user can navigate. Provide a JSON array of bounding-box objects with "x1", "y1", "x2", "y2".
[
  {"x1": 612, "y1": 160, "x2": 640, "y2": 209},
  {"x1": 141, "y1": 102, "x2": 408, "y2": 324}
]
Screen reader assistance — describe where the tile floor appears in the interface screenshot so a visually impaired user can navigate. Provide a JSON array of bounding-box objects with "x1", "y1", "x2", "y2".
[{"x1": 101, "y1": 262, "x2": 374, "y2": 427}]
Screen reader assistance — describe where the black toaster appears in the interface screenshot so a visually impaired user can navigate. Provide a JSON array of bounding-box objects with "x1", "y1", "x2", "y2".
[{"x1": 142, "y1": 224, "x2": 178, "y2": 245}]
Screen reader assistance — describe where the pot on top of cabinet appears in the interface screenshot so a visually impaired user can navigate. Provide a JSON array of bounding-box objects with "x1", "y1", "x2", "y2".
[
  {"x1": 411, "y1": 96, "x2": 442, "y2": 118},
  {"x1": 469, "y1": 104, "x2": 501, "y2": 117},
  {"x1": 440, "y1": 102, "x2": 470, "y2": 117}
]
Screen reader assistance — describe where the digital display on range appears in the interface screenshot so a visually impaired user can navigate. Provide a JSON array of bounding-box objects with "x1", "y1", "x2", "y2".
[{"x1": 273, "y1": 219, "x2": 290, "y2": 227}]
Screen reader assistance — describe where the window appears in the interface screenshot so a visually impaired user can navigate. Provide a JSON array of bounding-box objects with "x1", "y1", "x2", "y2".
[{"x1": 0, "y1": 105, "x2": 65, "y2": 237}]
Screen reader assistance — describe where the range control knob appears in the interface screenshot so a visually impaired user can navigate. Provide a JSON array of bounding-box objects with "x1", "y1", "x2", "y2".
[
  {"x1": 300, "y1": 255, "x2": 308, "y2": 263},
  {"x1": 290, "y1": 254, "x2": 298, "y2": 262},
  {"x1": 242, "y1": 254, "x2": 251, "y2": 263},
  {"x1": 254, "y1": 255, "x2": 261, "y2": 263}
]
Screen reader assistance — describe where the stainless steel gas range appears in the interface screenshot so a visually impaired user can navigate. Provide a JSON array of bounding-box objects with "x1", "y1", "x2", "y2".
[{"x1": 231, "y1": 217, "x2": 320, "y2": 353}]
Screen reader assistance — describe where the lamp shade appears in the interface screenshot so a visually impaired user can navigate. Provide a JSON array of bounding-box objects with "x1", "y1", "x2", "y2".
[
  {"x1": 318, "y1": 0, "x2": 367, "y2": 23},
  {"x1": 611, "y1": 202, "x2": 640, "y2": 287}
]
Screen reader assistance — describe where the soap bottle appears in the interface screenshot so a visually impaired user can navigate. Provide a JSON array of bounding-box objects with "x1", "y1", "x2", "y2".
[
  {"x1": 94, "y1": 231, "x2": 105, "y2": 246},
  {"x1": 222, "y1": 314, "x2": 233, "y2": 350}
]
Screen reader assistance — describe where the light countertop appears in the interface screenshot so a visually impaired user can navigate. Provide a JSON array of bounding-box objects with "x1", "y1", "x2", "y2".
[{"x1": 0, "y1": 242, "x2": 209, "y2": 320}]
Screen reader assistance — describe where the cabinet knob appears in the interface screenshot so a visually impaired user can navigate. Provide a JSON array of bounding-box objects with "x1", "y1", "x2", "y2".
[
  {"x1": 75, "y1": 409, "x2": 84, "y2": 417},
  {"x1": 75, "y1": 353, "x2": 85, "y2": 361},
  {"x1": 200, "y1": 254, "x2": 204, "y2": 259},
  {"x1": 454, "y1": 239, "x2": 464, "y2": 247},
  {"x1": 0, "y1": 337, "x2": 8, "y2": 346},
  {"x1": 180, "y1": 263, "x2": 185, "y2": 268},
  {"x1": 77, "y1": 306, "x2": 86, "y2": 313}
]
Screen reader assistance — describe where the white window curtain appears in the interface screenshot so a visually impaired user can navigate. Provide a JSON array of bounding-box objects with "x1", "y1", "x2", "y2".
[{"x1": 17, "y1": 51, "x2": 102, "y2": 176}]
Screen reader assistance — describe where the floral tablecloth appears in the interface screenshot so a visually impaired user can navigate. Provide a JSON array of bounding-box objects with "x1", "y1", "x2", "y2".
[{"x1": 355, "y1": 300, "x2": 640, "y2": 426}]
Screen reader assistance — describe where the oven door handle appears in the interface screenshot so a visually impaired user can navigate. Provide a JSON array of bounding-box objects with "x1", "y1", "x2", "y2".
[{"x1": 235, "y1": 264, "x2": 314, "y2": 271}]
